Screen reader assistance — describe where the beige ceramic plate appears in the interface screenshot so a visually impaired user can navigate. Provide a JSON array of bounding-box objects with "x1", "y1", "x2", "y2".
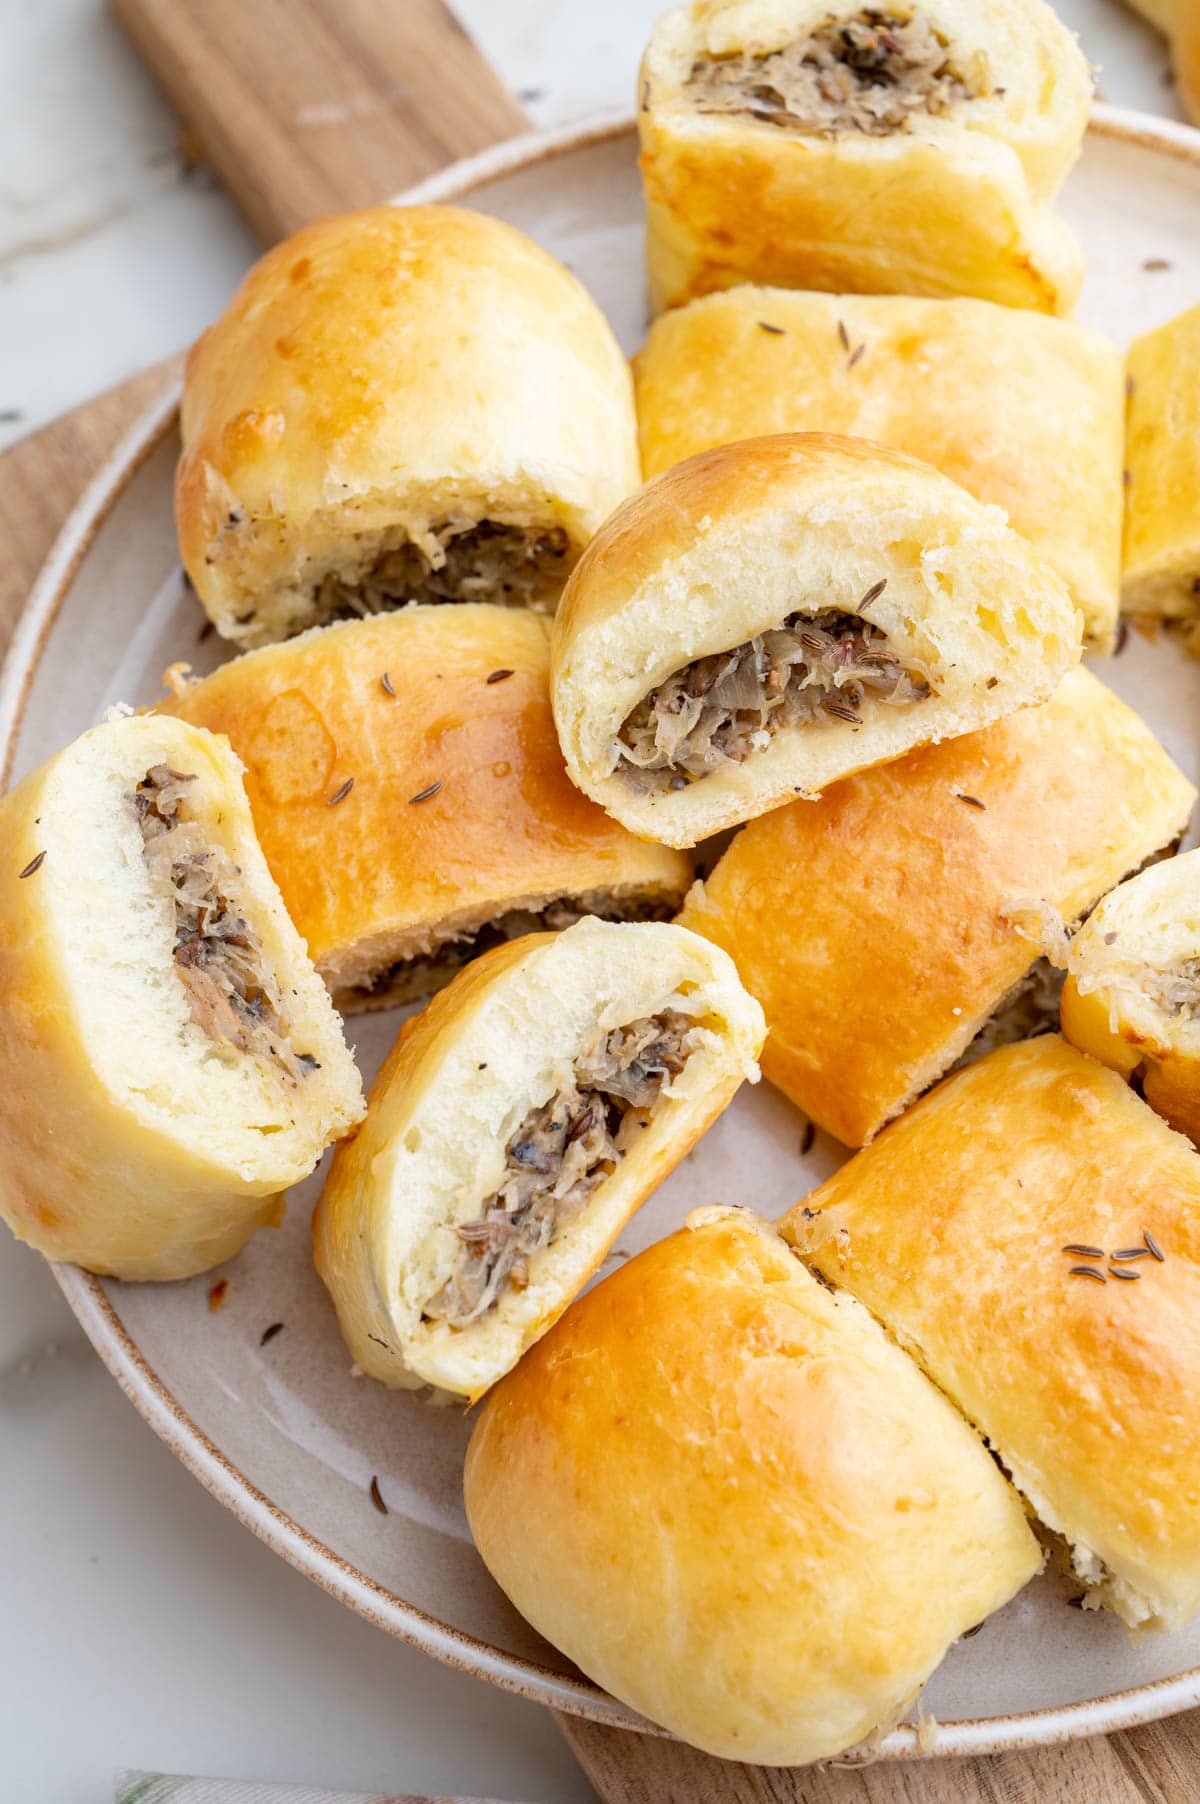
[{"x1": 4, "y1": 106, "x2": 1200, "y2": 1762}]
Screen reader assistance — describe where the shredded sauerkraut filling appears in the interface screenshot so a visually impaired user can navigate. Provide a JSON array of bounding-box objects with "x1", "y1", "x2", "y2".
[
  {"x1": 423, "y1": 1009, "x2": 703, "y2": 1329},
  {"x1": 310, "y1": 519, "x2": 570, "y2": 624},
  {"x1": 1145, "y1": 957, "x2": 1200, "y2": 1021},
  {"x1": 685, "y1": 9, "x2": 980, "y2": 136},
  {"x1": 614, "y1": 609, "x2": 931, "y2": 793},
  {"x1": 949, "y1": 959, "x2": 1065, "y2": 1075},
  {"x1": 134, "y1": 765, "x2": 313, "y2": 1079},
  {"x1": 341, "y1": 893, "x2": 678, "y2": 1010}
]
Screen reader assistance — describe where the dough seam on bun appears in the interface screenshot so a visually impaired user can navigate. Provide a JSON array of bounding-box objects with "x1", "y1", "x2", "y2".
[{"x1": 464, "y1": 1204, "x2": 1041, "y2": 1764}]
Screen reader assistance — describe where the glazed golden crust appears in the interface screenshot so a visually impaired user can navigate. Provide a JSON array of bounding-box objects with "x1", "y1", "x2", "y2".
[
  {"x1": 313, "y1": 920, "x2": 765, "y2": 1397},
  {"x1": 1061, "y1": 849, "x2": 1200, "y2": 1146},
  {"x1": 176, "y1": 205, "x2": 640, "y2": 646},
  {"x1": 0, "y1": 714, "x2": 363, "y2": 1281},
  {"x1": 161, "y1": 606, "x2": 692, "y2": 1008},
  {"x1": 639, "y1": 0, "x2": 1089, "y2": 314},
  {"x1": 681, "y1": 668, "x2": 1195, "y2": 1145},
  {"x1": 635, "y1": 288, "x2": 1124, "y2": 646},
  {"x1": 783, "y1": 1036, "x2": 1200, "y2": 1631},
  {"x1": 465, "y1": 1206, "x2": 1039, "y2": 1764},
  {"x1": 552, "y1": 433, "x2": 1080, "y2": 849},
  {"x1": 1124, "y1": 302, "x2": 1200, "y2": 623}
]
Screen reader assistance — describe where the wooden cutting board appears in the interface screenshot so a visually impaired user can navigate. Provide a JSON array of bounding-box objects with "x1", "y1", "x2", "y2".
[{"x1": 1, "y1": 3, "x2": 1196, "y2": 1799}]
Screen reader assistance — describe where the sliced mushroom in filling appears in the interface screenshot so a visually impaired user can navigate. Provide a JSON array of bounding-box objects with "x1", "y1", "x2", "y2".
[
  {"x1": 614, "y1": 608, "x2": 932, "y2": 794},
  {"x1": 423, "y1": 1009, "x2": 704, "y2": 1329},
  {"x1": 309, "y1": 519, "x2": 571, "y2": 626},
  {"x1": 133, "y1": 765, "x2": 316, "y2": 1080},
  {"x1": 340, "y1": 893, "x2": 679, "y2": 1010},
  {"x1": 685, "y1": 9, "x2": 983, "y2": 137}
]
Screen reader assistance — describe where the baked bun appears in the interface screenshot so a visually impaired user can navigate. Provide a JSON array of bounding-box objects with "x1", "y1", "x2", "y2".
[
  {"x1": 551, "y1": 434, "x2": 1081, "y2": 849},
  {"x1": 1124, "y1": 302, "x2": 1200, "y2": 637},
  {"x1": 635, "y1": 288, "x2": 1124, "y2": 648},
  {"x1": 639, "y1": 0, "x2": 1089, "y2": 315},
  {"x1": 313, "y1": 920, "x2": 764, "y2": 1398},
  {"x1": 681, "y1": 668, "x2": 1195, "y2": 1144},
  {"x1": 465, "y1": 1205, "x2": 1040, "y2": 1763},
  {"x1": 160, "y1": 607, "x2": 692, "y2": 1011},
  {"x1": 1121, "y1": 1, "x2": 1200, "y2": 122},
  {"x1": 0, "y1": 713, "x2": 363, "y2": 1281},
  {"x1": 784, "y1": 1035, "x2": 1200, "y2": 1632},
  {"x1": 1061, "y1": 849, "x2": 1200, "y2": 1146},
  {"x1": 176, "y1": 206, "x2": 640, "y2": 648}
]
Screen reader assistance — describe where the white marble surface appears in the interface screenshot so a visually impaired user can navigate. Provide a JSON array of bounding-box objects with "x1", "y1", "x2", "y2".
[{"x1": 0, "y1": 3, "x2": 1187, "y2": 1801}]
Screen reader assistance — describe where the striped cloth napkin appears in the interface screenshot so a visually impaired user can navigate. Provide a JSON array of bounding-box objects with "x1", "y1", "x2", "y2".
[{"x1": 115, "y1": 1779, "x2": 508, "y2": 1804}]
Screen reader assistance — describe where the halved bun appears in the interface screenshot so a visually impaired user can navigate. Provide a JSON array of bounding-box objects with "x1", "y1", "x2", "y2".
[
  {"x1": 313, "y1": 919, "x2": 764, "y2": 1397},
  {"x1": 0, "y1": 713, "x2": 363, "y2": 1280},
  {"x1": 551, "y1": 433, "x2": 1081, "y2": 849},
  {"x1": 176, "y1": 206, "x2": 640, "y2": 646},
  {"x1": 639, "y1": 0, "x2": 1089, "y2": 313}
]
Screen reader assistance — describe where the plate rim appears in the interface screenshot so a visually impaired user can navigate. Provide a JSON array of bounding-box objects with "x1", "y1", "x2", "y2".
[{"x1": 6, "y1": 102, "x2": 1200, "y2": 1761}]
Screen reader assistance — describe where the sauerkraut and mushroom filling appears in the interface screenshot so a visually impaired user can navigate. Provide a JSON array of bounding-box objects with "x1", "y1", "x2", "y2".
[
  {"x1": 1145, "y1": 958, "x2": 1200, "y2": 1022},
  {"x1": 133, "y1": 765, "x2": 314, "y2": 1080},
  {"x1": 423, "y1": 1009, "x2": 704, "y2": 1328},
  {"x1": 614, "y1": 609, "x2": 933, "y2": 793},
  {"x1": 684, "y1": 9, "x2": 984, "y2": 137},
  {"x1": 340, "y1": 893, "x2": 678, "y2": 1010},
  {"x1": 309, "y1": 519, "x2": 571, "y2": 626}
]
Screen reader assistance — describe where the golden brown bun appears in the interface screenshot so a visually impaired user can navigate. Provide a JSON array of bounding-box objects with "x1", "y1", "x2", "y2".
[
  {"x1": 160, "y1": 607, "x2": 692, "y2": 1009},
  {"x1": 639, "y1": 0, "x2": 1089, "y2": 314},
  {"x1": 1121, "y1": 1, "x2": 1200, "y2": 121},
  {"x1": 465, "y1": 1206, "x2": 1039, "y2": 1763},
  {"x1": 1061, "y1": 849, "x2": 1200, "y2": 1145},
  {"x1": 0, "y1": 713, "x2": 363, "y2": 1281},
  {"x1": 1124, "y1": 302, "x2": 1200, "y2": 624},
  {"x1": 313, "y1": 919, "x2": 764, "y2": 1398},
  {"x1": 635, "y1": 288, "x2": 1124, "y2": 647},
  {"x1": 552, "y1": 433, "x2": 1080, "y2": 849},
  {"x1": 681, "y1": 668, "x2": 1195, "y2": 1145},
  {"x1": 783, "y1": 1035, "x2": 1200, "y2": 1632},
  {"x1": 176, "y1": 206, "x2": 640, "y2": 646}
]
